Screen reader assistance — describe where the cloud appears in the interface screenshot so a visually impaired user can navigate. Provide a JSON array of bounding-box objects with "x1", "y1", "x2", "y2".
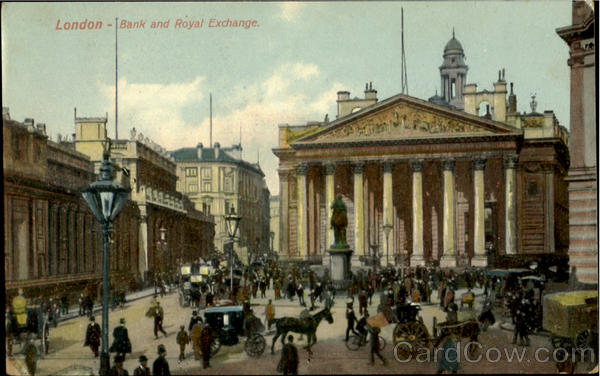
[
  {"x1": 278, "y1": 2, "x2": 307, "y2": 21},
  {"x1": 98, "y1": 62, "x2": 344, "y2": 195}
]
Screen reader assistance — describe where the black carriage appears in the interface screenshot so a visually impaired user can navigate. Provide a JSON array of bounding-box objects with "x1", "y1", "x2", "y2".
[
  {"x1": 7, "y1": 305, "x2": 50, "y2": 356},
  {"x1": 392, "y1": 303, "x2": 431, "y2": 358},
  {"x1": 204, "y1": 306, "x2": 266, "y2": 357}
]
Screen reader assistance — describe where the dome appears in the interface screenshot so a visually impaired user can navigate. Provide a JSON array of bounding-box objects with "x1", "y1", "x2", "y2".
[{"x1": 444, "y1": 37, "x2": 463, "y2": 52}]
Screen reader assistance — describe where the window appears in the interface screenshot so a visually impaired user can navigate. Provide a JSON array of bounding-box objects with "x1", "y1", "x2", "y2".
[
  {"x1": 224, "y1": 176, "x2": 233, "y2": 193},
  {"x1": 528, "y1": 182, "x2": 538, "y2": 196},
  {"x1": 451, "y1": 79, "x2": 456, "y2": 99},
  {"x1": 203, "y1": 182, "x2": 212, "y2": 192},
  {"x1": 188, "y1": 184, "x2": 198, "y2": 193},
  {"x1": 185, "y1": 167, "x2": 198, "y2": 177},
  {"x1": 202, "y1": 203, "x2": 211, "y2": 215},
  {"x1": 202, "y1": 168, "x2": 212, "y2": 179}
]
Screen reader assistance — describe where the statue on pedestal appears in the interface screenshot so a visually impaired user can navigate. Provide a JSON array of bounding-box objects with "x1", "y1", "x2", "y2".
[{"x1": 331, "y1": 195, "x2": 348, "y2": 249}]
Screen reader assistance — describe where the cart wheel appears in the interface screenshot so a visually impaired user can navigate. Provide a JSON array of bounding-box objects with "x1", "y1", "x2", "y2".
[
  {"x1": 378, "y1": 335, "x2": 386, "y2": 351},
  {"x1": 245, "y1": 334, "x2": 266, "y2": 357},
  {"x1": 41, "y1": 320, "x2": 49, "y2": 355},
  {"x1": 393, "y1": 322, "x2": 430, "y2": 354},
  {"x1": 210, "y1": 337, "x2": 221, "y2": 356},
  {"x1": 345, "y1": 335, "x2": 361, "y2": 351},
  {"x1": 575, "y1": 330, "x2": 597, "y2": 351}
]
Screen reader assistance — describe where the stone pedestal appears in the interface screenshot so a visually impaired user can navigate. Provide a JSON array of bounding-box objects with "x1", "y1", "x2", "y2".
[
  {"x1": 439, "y1": 255, "x2": 457, "y2": 268},
  {"x1": 470, "y1": 255, "x2": 488, "y2": 267},
  {"x1": 328, "y1": 247, "x2": 353, "y2": 290}
]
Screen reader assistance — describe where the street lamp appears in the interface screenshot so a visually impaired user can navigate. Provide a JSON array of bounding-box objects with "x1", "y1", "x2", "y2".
[
  {"x1": 82, "y1": 146, "x2": 130, "y2": 376},
  {"x1": 157, "y1": 227, "x2": 168, "y2": 289},
  {"x1": 224, "y1": 208, "x2": 241, "y2": 294},
  {"x1": 383, "y1": 224, "x2": 393, "y2": 270}
]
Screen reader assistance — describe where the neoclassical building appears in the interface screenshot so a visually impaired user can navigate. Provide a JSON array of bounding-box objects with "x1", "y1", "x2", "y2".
[
  {"x1": 274, "y1": 35, "x2": 569, "y2": 269},
  {"x1": 557, "y1": 1, "x2": 596, "y2": 284}
]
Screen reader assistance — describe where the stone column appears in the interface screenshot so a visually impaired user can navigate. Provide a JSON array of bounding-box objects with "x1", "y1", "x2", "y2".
[
  {"x1": 504, "y1": 156, "x2": 518, "y2": 255},
  {"x1": 353, "y1": 162, "x2": 365, "y2": 264},
  {"x1": 472, "y1": 158, "x2": 487, "y2": 267},
  {"x1": 545, "y1": 166, "x2": 555, "y2": 253},
  {"x1": 382, "y1": 162, "x2": 394, "y2": 267},
  {"x1": 296, "y1": 164, "x2": 308, "y2": 260},
  {"x1": 411, "y1": 160, "x2": 425, "y2": 266},
  {"x1": 440, "y1": 160, "x2": 456, "y2": 268},
  {"x1": 138, "y1": 205, "x2": 148, "y2": 281},
  {"x1": 279, "y1": 171, "x2": 290, "y2": 259},
  {"x1": 324, "y1": 164, "x2": 336, "y2": 249}
]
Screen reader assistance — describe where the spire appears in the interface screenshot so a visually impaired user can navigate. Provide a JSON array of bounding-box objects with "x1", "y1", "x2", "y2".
[{"x1": 452, "y1": 27, "x2": 455, "y2": 39}]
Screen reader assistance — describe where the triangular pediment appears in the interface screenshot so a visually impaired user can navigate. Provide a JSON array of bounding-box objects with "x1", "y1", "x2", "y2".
[{"x1": 295, "y1": 95, "x2": 519, "y2": 145}]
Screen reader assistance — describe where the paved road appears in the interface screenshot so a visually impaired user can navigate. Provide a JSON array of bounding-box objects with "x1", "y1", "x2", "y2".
[{"x1": 7, "y1": 286, "x2": 596, "y2": 375}]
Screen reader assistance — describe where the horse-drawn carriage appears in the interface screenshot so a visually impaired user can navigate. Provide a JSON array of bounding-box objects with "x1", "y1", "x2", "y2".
[
  {"x1": 204, "y1": 306, "x2": 267, "y2": 357},
  {"x1": 544, "y1": 290, "x2": 598, "y2": 357},
  {"x1": 6, "y1": 303, "x2": 50, "y2": 356},
  {"x1": 392, "y1": 302, "x2": 480, "y2": 359}
]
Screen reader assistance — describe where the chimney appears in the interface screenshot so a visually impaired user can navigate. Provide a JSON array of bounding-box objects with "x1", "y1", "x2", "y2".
[
  {"x1": 214, "y1": 142, "x2": 220, "y2": 159},
  {"x1": 364, "y1": 81, "x2": 377, "y2": 101},
  {"x1": 196, "y1": 142, "x2": 203, "y2": 160},
  {"x1": 508, "y1": 82, "x2": 517, "y2": 114},
  {"x1": 337, "y1": 91, "x2": 350, "y2": 101}
]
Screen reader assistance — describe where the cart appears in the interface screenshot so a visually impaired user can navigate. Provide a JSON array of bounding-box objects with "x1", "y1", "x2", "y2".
[
  {"x1": 543, "y1": 291, "x2": 598, "y2": 356},
  {"x1": 7, "y1": 304, "x2": 50, "y2": 356},
  {"x1": 392, "y1": 303, "x2": 431, "y2": 359},
  {"x1": 204, "y1": 305, "x2": 266, "y2": 357}
]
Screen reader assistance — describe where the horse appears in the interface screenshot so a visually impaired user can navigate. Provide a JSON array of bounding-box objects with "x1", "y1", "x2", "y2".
[{"x1": 270, "y1": 307, "x2": 334, "y2": 355}]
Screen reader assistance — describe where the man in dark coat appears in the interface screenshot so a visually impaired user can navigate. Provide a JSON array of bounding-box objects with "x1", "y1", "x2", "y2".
[
  {"x1": 278, "y1": 335, "x2": 298, "y2": 375},
  {"x1": 199, "y1": 323, "x2": 213, "y2": 369},
  {"x1": 110, "y1": 318, "x2": 132, "y2": 360},
  {"x1": 133, "y1": 355, "x2": 150, "y2": 376},
  {"x1": 188, "y1": 310, "x2": 202, "y2": 331},
  {"x1": 154, "y1": 301, "x2": 167, "y2": 338},
  {"x1": 345, "y1": 302, "x2": 359, "y2": 341},
  {"x1": 152, "y1": 344, "x2": 171, "y2": 376},
  {"x1": 358, "y1": 290, "x2": 368, "y2": 316},
  {"x1": 108, "y1": 354, "x2": 129, "y2": 376},
  {"x1": 84, "y1": 315, "x2": 101, "y2": 357},
  {"x1": 24, "y1": 336, "x2": 38, "y2": 376},
  {"x1": 370, "y1": 326, "x2": 387, "y2": 366}
]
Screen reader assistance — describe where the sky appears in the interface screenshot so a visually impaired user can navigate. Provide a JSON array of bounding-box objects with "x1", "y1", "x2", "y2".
[{"x1": 2, "y1": 1, "x2": 573, "y2": 195}]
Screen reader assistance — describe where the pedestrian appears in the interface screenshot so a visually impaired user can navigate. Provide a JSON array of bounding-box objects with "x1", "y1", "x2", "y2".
[
  {"x1": 188, "y1": 310, "x2": 202, "y2": 331},
  {"x1": 153, "y1": 301, "x2": 167, "y2": 338},
  {"x1": 152, "y1": 344, "x2": 171, "y2": 376},
  {"x1": 260, "y1": 278, "x2": 267, "y2": 298},
  {"x1": 369, "y1": 326, "x2": 386, "y2": 366},
  {"x1": 110, "y1": 318, "x2": 132, "y2": 360},
  {"x1": 190, "y1": 322, "x2": 202, "y2": 360},
  {"x1": 24, "y1": 335, "x2": 38, "y2": 376},
  {"x1": 359, "y1": 290, "x2": 368, "y2": 316},
  {"x1": 265, "y1": 299, "x2": 275, "y2": 330},
  {"x1": 78, "y1": 293, "x2": 85, "y2": 316},
  {"x1": 513, "y1": 299, "x2": 530, "y2": 346},
  {"x1": 84, "y1": 315, "x2": 101, "y2": 358},
  {"x1": 199, "y1": 323, "x2": 213, "y2": 368},
  {"x1": 277, "y1": 335, "x2": 298, "y2": 376},
  {"x1": 345, "y1": 302, "x2": 359, "y2": 341},
  {"x1": 176, "y1": 325, "x2": 189, "y2": 362},
  {"x1": 274, "y1": 279, "x2": 281, "y2": 300},
  {"x1": 297, "y1": 284, "x2": 306, "y2": 307},
  {"x1": 133, "y1": 355, "x2": 150, "y2": 376},
  {"x1": 109, "y1": 354, "x2": 129, "y2": 376},
  {"x1": 60, "y1": 294, "x2": 69, "y2": 315},
  {"x1": 437, "y1": 334, "x2": 459, "y2": 374}
]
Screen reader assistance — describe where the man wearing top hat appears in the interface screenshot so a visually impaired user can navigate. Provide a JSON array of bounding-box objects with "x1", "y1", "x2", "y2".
[
  {"x1": 133, "y1": 355, "x2": 150, "y2": 376},
  {"x1": 84, "y1": 315, "x2": 101, "y2": 358},
  {"x1": 110, "y1": 318, "x2": 132, "y2": 360},
  {"x1": 153, "y1": 344, "x2": 171, "y2": 376}
]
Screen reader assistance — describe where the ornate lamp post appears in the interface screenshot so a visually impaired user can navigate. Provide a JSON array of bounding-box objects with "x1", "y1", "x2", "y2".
[
  {"x1": 157, "y1": 226, "x2": 168, "y2": 284},
  {"x1": 225, "y1": 208, "x2": 241, "y2": 293},
  {"x1": 82, "y1": 146, "x2": 130, "y2": 376},
  {"x1": 383, "y1": 224, "x2": 393, "y2": 270}
]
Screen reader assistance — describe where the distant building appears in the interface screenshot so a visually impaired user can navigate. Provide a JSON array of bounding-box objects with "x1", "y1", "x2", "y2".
[
  {"x1": 74, "y1": 114, "x2": 214, "y2": 281},
  {"x1": 274, "y1": 33, "x2": 569, "y2": 271},
  {"x1": 557, "y1": 1, "x2": 596, "y2": 284},
  {"x1": 171, "y1": 142, "x2": 270, "y2": 265},
  {"x1": 270, "y1": 195, "x2": 280, "y2": 254}
]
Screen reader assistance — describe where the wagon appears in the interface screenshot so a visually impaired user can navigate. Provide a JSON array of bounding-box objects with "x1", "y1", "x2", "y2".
[
  {"x1": 204, "y1": 305, "x2": 266, "y2": 357},
  {"x1": 7, "y1": 304, "x2": 50, "y2": 356},
  {"x1": 543, "y1": 291, "x2": 598, "y2": 355},
  {"x1": 392, "y1": 303, "x2": 431, "y2": 358}
]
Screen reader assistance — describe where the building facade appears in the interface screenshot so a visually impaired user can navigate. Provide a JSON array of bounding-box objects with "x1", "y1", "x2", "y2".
[
  {"x1": 270, "y1": 195, "x2": 280, "y2": 255},
  {"x1": 557, "y1": 1, "x2": 597, "y2": 284},
  {"x1": 274, "y1": 35, "x2": 569, "y2": 270},
  {"x1": 3, "y1": 109, "x2": 140, "y2": 298},
  {"x1": 171, "y1": 142, "x2": 270, "y2": 265},
  {"x1": 74, "y1": 115, "x2": 215, "y2": 281}
]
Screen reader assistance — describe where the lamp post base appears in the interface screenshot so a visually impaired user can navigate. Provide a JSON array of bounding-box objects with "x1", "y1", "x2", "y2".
[{"x1": 99, "y1": 351, "x2": 110, "y2": 376}]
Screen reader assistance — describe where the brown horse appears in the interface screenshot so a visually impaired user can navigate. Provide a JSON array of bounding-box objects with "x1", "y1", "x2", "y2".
[{"x1": 270, "y1": 308, "x2": 334, "y2": 355}]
